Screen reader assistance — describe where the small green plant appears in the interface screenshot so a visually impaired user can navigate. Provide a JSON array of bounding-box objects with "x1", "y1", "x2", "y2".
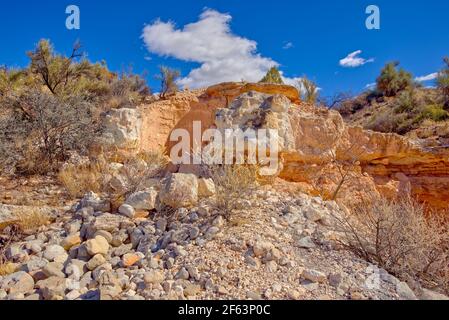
[
  {"x1": 417, "y1": 104, "x2": 449, "y2": 122},
  {"x1": 437, "y1": 57, "x2": 449, "y2": 108},
  {"x1": 376, "y1": 62, "x2": 414, "y2": 97},
  {"x1": 393, "y1": 90, "x2": 416, "y2": 113},
  {"x1": 259, "y1": 67, "x2": 284, "y2": 85}
]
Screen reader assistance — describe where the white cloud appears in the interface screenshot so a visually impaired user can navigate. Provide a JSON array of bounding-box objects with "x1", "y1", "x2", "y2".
[
  {"x1": 415, "y1": 72, "x2": 439, "y2": 82},
  {"x1": 142, "y1": 9, "x2": 281, "y2": 88},
  {"x1": 339, "y1": 50, "x2": 374, "y2": 68},
  {"x1": 365, "y1": 82, "x2": 376, "y2": 89},
  {"x1": 283, "y1": 42, "x2": 294, "y2": 50}
]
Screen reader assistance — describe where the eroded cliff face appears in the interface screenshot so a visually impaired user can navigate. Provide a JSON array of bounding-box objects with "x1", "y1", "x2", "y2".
[{"x1": 108, "y1": 82, "x2": 448, "y2": 210}]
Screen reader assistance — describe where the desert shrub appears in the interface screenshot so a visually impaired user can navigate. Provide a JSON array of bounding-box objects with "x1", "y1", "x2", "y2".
[
  {"x1": 155, "y1": 66, "x2": 180, "y2": 99},
  {"x1": 376, "y1": 62, "x2": 414, "y2": 97},
  {"x1": 0, "y1": 39, "x2": 151, "y2": 175},
  {"x1": 437, "y1": 57, "x2": 449, "y2": 108},
  {"x1": 0, "y1": 90, "x2": 99, "y2": 174},
  {"x1": 415, "y1": 104, "x2": 449, "y2": 122},
  {"x1": 58, "y1": 160, "x2": 109, "y2": 198},
  {"x1": 259, "y1": 67, "x2": 284, "y2": 85},
  {"x1": 366, "y1": 109, "x2": 408, "y2": 133},
  {"x1": 297, "y1": 76, "x2": 318, "y2": 104},
  {"x1": 28, "y1": 39, "x2": 93, "y2": 96},
  {"x1": 107, "y1": 69, "x2": 151, "y2": 108},
  {"x1": 321, "y1": 92, "x2": 353, "y2": 110},
  {"x1": 58, "y1": 149, "x2": 169, "y2": 200},
  {"x1": 206, "y1": 164, "x2": 259, "y2": 221},
  {"x1": 332, "y1": 197, "x2": 449, "y2": 294},
  {"x1": 118, "y1": 150, "x2": 169, "y2": 195},
  {"x1": 393, "y1": 90, "x2": 416, "y2": 113},
  {"x1": 13, "y1": 209, "x2": 51, "y2": 233}
]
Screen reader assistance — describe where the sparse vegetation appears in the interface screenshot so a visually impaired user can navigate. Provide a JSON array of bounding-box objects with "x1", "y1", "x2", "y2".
[
  {"x1": 13, "y1": 209, "x2": 51, "y2": 233},
  {"x1": 376, "y1": 62, "x2": 414, "y2": 97},
  {"x1": 259, "y1": 67, "x2": 284, "y2": 85},
  {"x1": 155, "y1": 66, "x2": 180, "y2": 99},
  {"x1": 297, "y1": 76, "x2": 318, "y2": 104},
  {"x1": 332, "y1": 196, "x2": 449, "y2": 294},
  {"x1": 0, "y1": 39, "x2": 150, "y2": 175},
  {"x1": 437, "y1": 57, "x2": 449, "y2": 108},
  {"x1": 206, "y1": 164, "x2": 259, "y2": 221},
  {"x1": 58, "y1": 149, "x2": 168, "y2": 200},
  {"x1": 58, "y1": 160, "x2": 109, "y2": 198}
]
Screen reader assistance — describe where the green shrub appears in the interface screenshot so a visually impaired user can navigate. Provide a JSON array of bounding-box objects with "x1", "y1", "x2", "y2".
[
  {"x1": 437, "y1": 57, "x2": 449, "y2": 108},
  {"x1": 417, "y1": 104, "x2": 449, "y2": 122},
  {"x1": 393, "y1": 90, "x2": 416, "y2": 114},
  {"x1": 259, "y1": 67, "x2": 284, "y2": 85},
  {"x1": 376, "y1": 62, "x2": 414, "y2": 97}
]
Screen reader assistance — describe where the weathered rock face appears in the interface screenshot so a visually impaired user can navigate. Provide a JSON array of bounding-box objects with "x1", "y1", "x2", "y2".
[
  {"x1": 281, "y1": 104, "x2": 449, "y2": 209},
  {"x1": 106, "y1": 82, "x2": 448, "y2": 210},
  {"x1": 137, "y1": 83, "x2": 301, "y2": 155},
  {"x1": 101, "y1": 108, "x2": 142, "y2": 153}
]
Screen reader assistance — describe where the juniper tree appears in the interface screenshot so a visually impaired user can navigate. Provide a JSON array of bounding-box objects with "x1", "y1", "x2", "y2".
[{"x1": 259, "y1": 67, "x2": 284, "y2": 85}]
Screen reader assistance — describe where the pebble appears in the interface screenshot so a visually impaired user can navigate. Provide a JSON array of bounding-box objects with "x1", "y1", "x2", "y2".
[
  {"x1": 302, "y1": 269, "x2": 327, "y2": 283},
  {"x1": 85, "y1": 236, "x2": 110, "y2": 256},
  {"x1": 144, "y1": 270, "x2": 165, "y2": 285},
  {"x1": 119, "y1": 204, "x2": 136, "y2": 219},
  {"x1": 43, "y1": 245, "x2": 66, "y2": 262},
  {"x1": 43, "y1": 262, "x2": 65, "y2": 278},
  {"x1": 87, "y1": 254, "x2": 107, "y2": 271}
]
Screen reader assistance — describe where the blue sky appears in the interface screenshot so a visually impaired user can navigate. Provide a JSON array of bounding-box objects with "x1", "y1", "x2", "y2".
[{"x1": 0, "y1": 0, "x2": 448, "y2": 96}]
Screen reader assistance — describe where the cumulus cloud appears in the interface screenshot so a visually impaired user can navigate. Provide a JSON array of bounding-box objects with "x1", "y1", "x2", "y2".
[
  {"x1": 142, "y1": 9, "x2": 281, "y2": 88},
  {"x1": 415, "y1": 72, "x2": 439, "y2": 82},
  {"x1": 339, "y1": 50, "x2": 374, "y2": 68}
]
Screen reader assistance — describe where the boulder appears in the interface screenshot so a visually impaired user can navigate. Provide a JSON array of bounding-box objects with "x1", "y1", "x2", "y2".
[
  {"x1": 36, "y1": 276, "x2": 66, "y2": 300},
  {"x1": 61, "y1": 234, "x2": 82, "y2": 250},
  {"x1": 125, "y1": 188, "x2": 158, "y2": 211},
  {"x1": 101, "y1": 108, "x2": 142, "y2": 153},
  {"x1": 159, "y1": 173, "x2": 198, "y2": 208},
  {"x1": 198, "y1": 178, "x2": 216, "y2": 198},
  {"x1": 77, "y1": 192, "x2": 111, "y2": 212},
  {"x1": 1, "y1": 271, "x2": 34, "y2": 295},
  {"x1": 85, "y1": 236, "x2": 110, "y2": 256}
]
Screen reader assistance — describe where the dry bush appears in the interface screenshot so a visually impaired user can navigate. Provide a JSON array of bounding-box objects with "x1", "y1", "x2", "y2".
[
  {"x1": 0, "y1": 89, "x2": 99, "y2": 175},
  {"x1": 205, "y1": 164, "x2": 259, "y2": 220},
  {"x1": 13, "y1": 209, "x2": 51, "y2": 233},
  {"x1": 58, "y1": 160, "x2": 109, "y2": 198},
  {"x1": 309, "y1": 141, "x2": 364, "y2": 202},
  {"x1": 58, "y1": 149, "x2": 169, "y2": 200},
  {"x1": 116, "y1": 150, "x2": 169, "y2": 195},
  {"x1": 331, "y1": 196, "x2": 449, "y2": 294},
  {"x1": 137, "y1": 150, "x2": 170, "y2": 173}
]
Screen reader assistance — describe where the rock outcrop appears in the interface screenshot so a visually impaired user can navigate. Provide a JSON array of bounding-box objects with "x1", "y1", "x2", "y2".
[{"x1": 105, "y1": 82, "x2": 449, "y2": 210}]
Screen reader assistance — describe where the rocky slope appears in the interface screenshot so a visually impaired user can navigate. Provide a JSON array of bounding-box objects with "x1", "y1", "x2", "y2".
[{"x1": 3, "y1": 176, "x2": 445, "y2": 300}]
